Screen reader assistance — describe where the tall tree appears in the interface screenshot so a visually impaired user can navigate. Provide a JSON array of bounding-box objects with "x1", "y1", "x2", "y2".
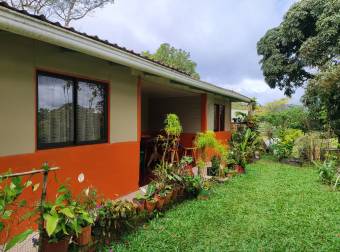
[
  {"x1": 302, "y1": 64, "x2": 340, "y2": 138},
  {"x1": 257, "y1": 0, "x2": 340, "y2": 139},
  {"x1": 5, "y1": 0, "x2": 114, "y2": 26},
  {"x1": 7, "y1": 0, "x2": 55, "y2": 16},
  {"x1": 142, "y1": 43, "x2": 200, "y2": 79},
  {"x1": 53, "y1": 0, "x2": 114, "y2": 27}
]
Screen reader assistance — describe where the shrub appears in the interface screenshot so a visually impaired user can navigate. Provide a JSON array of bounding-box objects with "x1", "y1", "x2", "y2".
[
  {"x1": 228, "y1": 127, "x2": 261, "y2": 168},
  {"x1": 291, "y1": 132, "x2": 338, "y2": 161},
  {"x1": 314, "y1": 159, "x2": 339, "y2": 186},
  {"x1": 271, "y1": 128, "x2": 304, "y2": 160}
]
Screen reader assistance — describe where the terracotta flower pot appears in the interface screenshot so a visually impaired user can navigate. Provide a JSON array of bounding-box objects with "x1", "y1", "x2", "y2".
[
  {"x1": 133, "y1": 198, "x2": 146, "y2": 211},
  {"x1": 227, "y1": 173, "x2": 233, "y2": 178},
  {"x1": 172, "y1": 187, "x2": 178, "y2": 201},
  {"x1": 74, "y1": 225, "x2": 92, "y2": 246},
  {"x1": 235, "y1": 165, "x2": 245, "y2": 174},
  {"x1": 42, "y1": 236, "x2": 70, "y2": 252},
  {"x1": 155, "y1": 195, "x2": 166, "y2": 210},
  {"x1": 178, "y1": 186, "x2": 185, "y2": 197},
  {"x1": 164, "y1": 190, "x2": 173, "y2": 205},
  {"x1": 145, "y1": 199, "x2": 156, "y2": 213}
]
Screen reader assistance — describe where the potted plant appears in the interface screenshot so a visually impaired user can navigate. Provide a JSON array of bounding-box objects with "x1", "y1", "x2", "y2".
[
  {"x1": 132, "y1": 192, "x2": 146, "y2": 212},
  {"x1": 42, "y1": 185, "x2": 80, "y2": 252},
  {"x1": 183, "y1": 175, "x2": 202, "y2": 198},
  {"x1": 145, "y1": 197, "x2": 157, "y2": 213},
  {"x1": 194, "y1": 131, "x2": 227, "y2": 177},
  {"x1": 74, "y1": 187, "x2": 98, "y2": 246},
  {"x1": 154, "y1": 190, "x2": 166, "y2": 210},
  {"x1": 163, "y1": 185, "x2": 173, "y2": 205},
  {"x1": 92, "y1": 199, "x2": 137, "y2": 245},
  {"x1": 73, "y1": 205, "x2": 94, "y2": 246},
  {"x1": 144, "y1": 184, "x2": 157, "y2": 213}
]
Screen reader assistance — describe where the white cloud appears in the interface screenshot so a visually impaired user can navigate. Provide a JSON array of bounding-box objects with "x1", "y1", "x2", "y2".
[
  {"x1": 222, "y1": 78, "x2": 304, "y2": 105},
  {"x1": 73, "y1": 0, "x2": 301, "y2": 106}
]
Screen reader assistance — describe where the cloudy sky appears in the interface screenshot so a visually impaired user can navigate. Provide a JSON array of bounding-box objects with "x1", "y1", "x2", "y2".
[{"x1": 75, "y1": 0, "x2": 303, "y2": 105}]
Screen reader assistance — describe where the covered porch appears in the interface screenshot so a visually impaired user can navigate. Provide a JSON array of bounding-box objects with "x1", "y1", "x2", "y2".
[{"x1": 138, "y1": 75, "x2": 238, "y2": 185}]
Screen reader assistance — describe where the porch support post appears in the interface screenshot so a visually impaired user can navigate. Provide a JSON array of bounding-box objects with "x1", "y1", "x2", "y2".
[
  {"x1": 201, "y1": 94, "x2": 207, "y2": 132},
  {"x1": 137, "y1": 76, "x2": 141, "y2": 142}
]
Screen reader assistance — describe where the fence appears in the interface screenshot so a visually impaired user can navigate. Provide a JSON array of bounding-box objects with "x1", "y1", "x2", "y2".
[{"x1": 0, "y1": 165, "x2": 59, "y2": 252}]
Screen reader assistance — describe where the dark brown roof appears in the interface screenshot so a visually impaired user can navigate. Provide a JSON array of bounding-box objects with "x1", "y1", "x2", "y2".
[{"x1": 0, "y1": 1, "x2": 190, "y2": 76}]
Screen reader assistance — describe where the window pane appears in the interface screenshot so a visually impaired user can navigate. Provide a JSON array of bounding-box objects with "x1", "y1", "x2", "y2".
[
  {"x1": 38, "y1": 75, "x2": 74, "y2": 146},
  {"x1": 76, "y1": 81, "x2": 106, "y2": 142},
  {"x1": 214, "y1": 104, "x2": 219, "y2": 131},
  {"x1": 220, "y1": 105, "x2": 225, "y2": 131}
]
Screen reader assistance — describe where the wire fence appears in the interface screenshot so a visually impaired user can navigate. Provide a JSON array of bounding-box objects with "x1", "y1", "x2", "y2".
[{"x1": 0, "y1": 165, "x2": 59, "y2": 252}]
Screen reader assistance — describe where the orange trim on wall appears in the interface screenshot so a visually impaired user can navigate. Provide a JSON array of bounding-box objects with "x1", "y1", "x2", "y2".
[
  {"x1": 215, "y1": 131, "x2": 232, "y2": 143},
  {"x1": 180, "y1": 133, "x2": 196, "y2": 148},
  {"x1": 0, "y1": 142, "x2": 140, "y2": 198},
  {"x1": 0, "y1": 141, "x2": 140, "y2": 242},
  {"x1": 201, "y1": 94, "x2": 207, "y2": 132},
  {"x1": 137, "y1": 76, "x2": 142, "y2": 142}
]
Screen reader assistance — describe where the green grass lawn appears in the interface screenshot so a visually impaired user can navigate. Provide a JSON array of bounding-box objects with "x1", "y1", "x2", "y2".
[{"x1": 111, "y1": 158, "x2": 340, "y2": 252}]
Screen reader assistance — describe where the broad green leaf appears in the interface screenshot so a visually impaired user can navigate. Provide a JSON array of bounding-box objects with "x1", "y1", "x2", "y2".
[
  {"x1": 25, "y1": 180, "x2": 32, "y2": 188},
  {"x1": 83, "y1": 214, "x2": 93, "y2": 224},
  {"x1": 2, "y1": 210, "x2": 13, "y2": 220},
  {"x1": 55, "y1": 194, "x2": 66, "y2": 205},
  {"x1": 4, "y1": 229, "x2": 33, "y2": 251},
  {"x1": 45, "y1": 214, "x2": 59, "y2": 236},
  {"x1": 0, "y1": 222, "x2": 4, "y2": 231},
  {"x1": 9, "y1": 182, "x2": 16, "y2": 190},
  {"x1": 58, "y1": 185, "x2": 68, "y2": 193},
  {"x1": 60, "y1": 208, "x2": 74, "y2": 218},
  {"x1": 11, "y1": 177, "x2": 21, "y2": 186}
]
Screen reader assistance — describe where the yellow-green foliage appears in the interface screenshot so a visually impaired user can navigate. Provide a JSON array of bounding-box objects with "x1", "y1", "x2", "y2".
[
  {"x1": 194, "y1": 131, "x2": 227, "y2": 162},
  {"x1": 281, "y1": 129, "x2": 304, "y2": 145},
  {"x1": 272, "y1": 128, "x2": 304, "y2": 160},
  {"x1": 164, "y1": 114, "x2": 182, "y2": 137},
  {"x1": 194, "y1": 131, "x2": 217, "y2": 150}
]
